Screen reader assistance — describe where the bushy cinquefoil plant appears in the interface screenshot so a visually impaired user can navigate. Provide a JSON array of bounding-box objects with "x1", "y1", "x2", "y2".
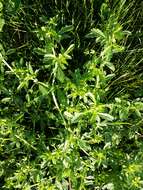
[{"x1": 0, "y1": 0, "x2": 143, "y2": 189}]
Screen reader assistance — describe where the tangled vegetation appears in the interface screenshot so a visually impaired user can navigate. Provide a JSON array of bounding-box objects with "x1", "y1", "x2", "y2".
[{"x1": 0, "y1": 0, "x2": 143, "y2": 189}]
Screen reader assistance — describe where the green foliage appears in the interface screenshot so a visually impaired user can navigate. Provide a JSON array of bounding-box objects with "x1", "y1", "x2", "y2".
[{"x1": 0, "y1": 0, "x2": 143, "y2": 189}]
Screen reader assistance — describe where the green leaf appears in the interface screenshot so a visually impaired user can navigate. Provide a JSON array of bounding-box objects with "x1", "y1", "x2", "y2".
[
  {"x1": 34, "y1": 48, "x2": 46, "y2": 55},
  {"x1": 119, "y1": 108, "x2": 129, "y2": 120},
  {"x1": 102, "y1": 183, "x2": 114, "y2": 190},
  {"x1": 6, "y1": 49, "x2": 16, "y2": 55},
  {"x1": 1, "y1": 97, "x2": 11, "y2": 103},
  {"x1": 64, "y1": 111, "x2": 73, "y2": 120},
  {"x1": 39, "y1": 84, "x2": 50, "y2": 95},
  {"x1": 134, "y1": 109, "x2": 141, "y2": 117},
  {"x1": 105, "y1": 62, "x2": 115, "y2": 72},
  {"x1": 0, "y1": 2, "x2": 3, "y2": 11},
  {"x1": 134, "y1": 102, "x2": 143, "y2": 110},
  {"x1": 99, "y1": 113, "x2": 114, "y2": 121},
  {"x1": 85, "y1": 28, "x2": 106, "y2": 42},
  {"x1": 71, "y1": 112, "x2": 82, "y2": 123},
  {"x1": 0, "y1": 18, "x2": 5, "y2": 32},
  {"x1": 112, "y1": 44, "x2": 125, "y2": 53},
  {"x1": 14, "y1": 113, "x2": 24, "y2": 122},
  {"x1": 78, "y1": 139, "x2": 91, "y2": 152},
  {"x1": 65, "y1": 44, "x2": 75, "y2": 54},
  {"x1": 44, "y1": 54, "x2": 56, "y2": 60},
  {"x1": 28, "y1": 63, "x2": 34, "y2": 74},
  {"x1": 106, "y1": 74, "x2": 115, "y2": 81},
  {"x1": 100, "y1": 3, "x2": 110, "y2": 20},
  {"x1": 57, "y1": 89, "x2": 67, "y2": 106},
  {"x1": 13, "y1": 0, "x2": 21, "y2": 11},
  {"x1": 59, "y1": 25, "x2": 73, "y2": 34},
  {"x1": 101, "y1": 46, "x2": 112, "y2": 61},
  {"x1": 123, "y1": 30, "x2": 132, "y2": 36},
  {"x1": 56, "y1": 67, "x2": 65, "y2": 83}
]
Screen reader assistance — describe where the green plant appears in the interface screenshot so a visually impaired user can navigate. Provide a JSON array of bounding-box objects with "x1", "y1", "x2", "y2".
[{"x1": 0, "y1": 0, "x2": 143, "y2": 189}]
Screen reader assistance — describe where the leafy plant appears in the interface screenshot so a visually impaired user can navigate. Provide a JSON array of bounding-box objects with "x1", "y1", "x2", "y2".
[{"x1": 0, "y1": 0, "x2": 143, "y2": 189}]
